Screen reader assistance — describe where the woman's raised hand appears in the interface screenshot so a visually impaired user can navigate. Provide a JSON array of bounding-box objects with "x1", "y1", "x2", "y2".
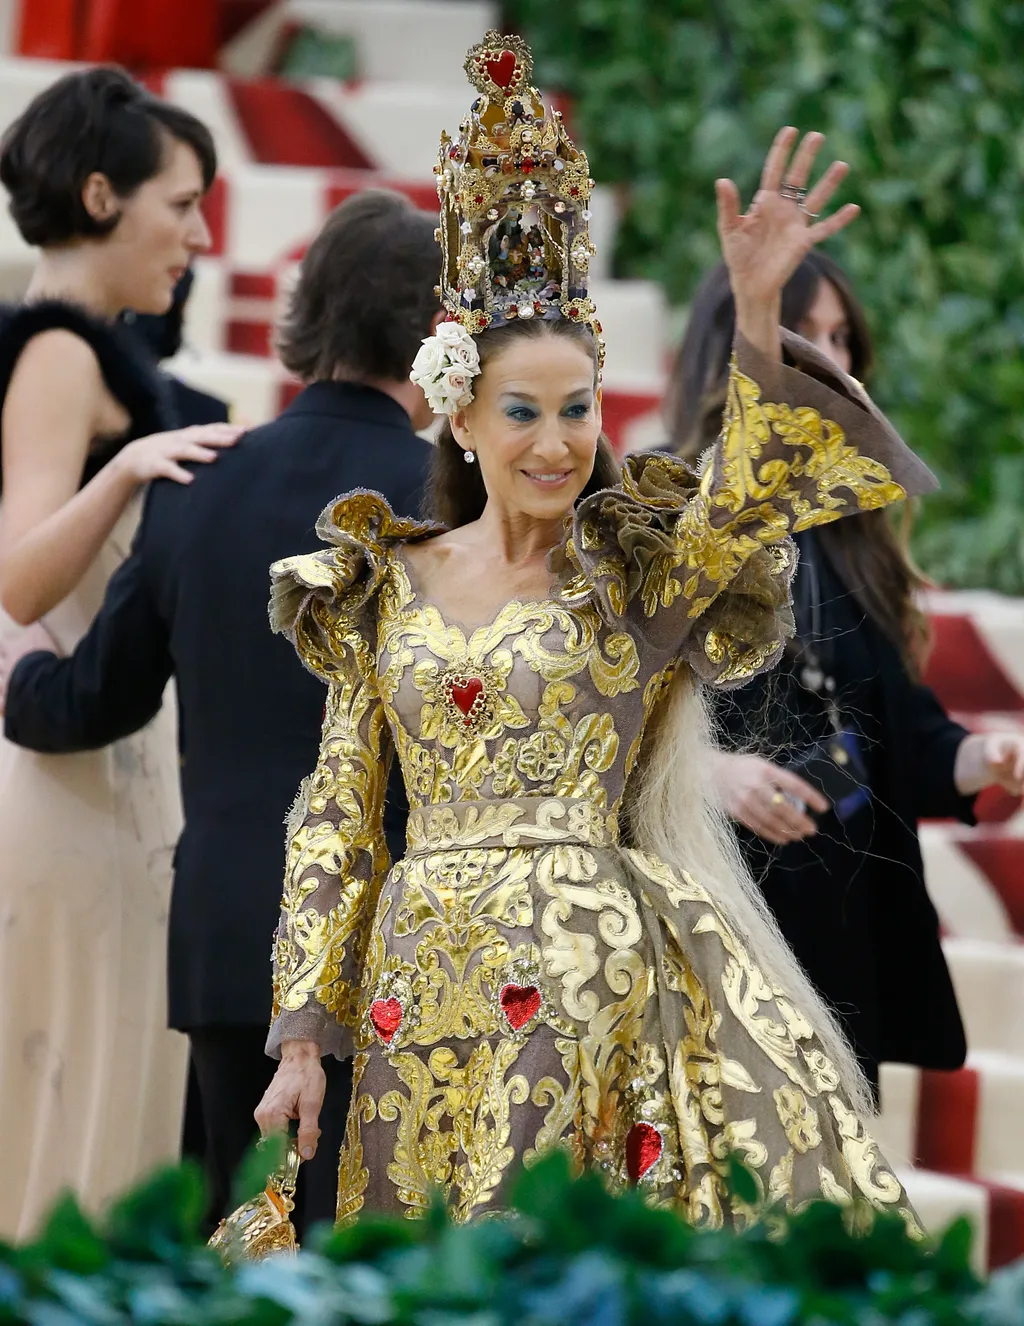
[
  {"x1": 716, "y1": 127, "x2": 859, "y2": 316},
  {"x1": 113, "y1": 422, "x2": 243, "y2": 487}
]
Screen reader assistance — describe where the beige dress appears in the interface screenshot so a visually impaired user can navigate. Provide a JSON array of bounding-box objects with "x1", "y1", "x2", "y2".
[
  {"x1": 0, "y1": 384, "x2": 187, "y2": 1240},
  {"x1": 267, "y1": 334, "x2": 937, "y2": 1229}
]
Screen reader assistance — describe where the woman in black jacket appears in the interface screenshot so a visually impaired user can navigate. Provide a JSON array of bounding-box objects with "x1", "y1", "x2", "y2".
[{"x1": 669, "y1": 253, "x2": 1024, "y2": 1099}]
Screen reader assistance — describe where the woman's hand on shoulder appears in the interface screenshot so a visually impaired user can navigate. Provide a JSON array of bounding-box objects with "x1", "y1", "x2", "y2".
[
  {"x1": 112, "y1": 422, "x2": 243, "y2": 486},
  {"x1": 955, "y1": 731, "x2": 1024, "y2": 798},
  {"x1": 716, "y1": 127, "x2": 860, "y2": 349},
  {"x1": 711, "y1": 750, "x2": 828, "y2": 844},
  {"x1": 254, "y1": 1039, "x2": 326, "y2": 1161}
]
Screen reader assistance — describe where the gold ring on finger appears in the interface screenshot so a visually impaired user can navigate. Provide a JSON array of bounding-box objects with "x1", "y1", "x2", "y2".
[{"x1": 771, "y1": 791, "x2": 786, "y2": 806}]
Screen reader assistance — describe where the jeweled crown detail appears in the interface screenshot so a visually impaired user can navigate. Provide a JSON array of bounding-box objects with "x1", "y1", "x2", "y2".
[{"x1": 433, "y1": 31, "x2": 603, "y2": 354}]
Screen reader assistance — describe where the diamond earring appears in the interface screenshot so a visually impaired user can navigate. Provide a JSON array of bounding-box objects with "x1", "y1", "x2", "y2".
[{"x1": 464, "y1": 450, "x2": 476, "y2": 464}]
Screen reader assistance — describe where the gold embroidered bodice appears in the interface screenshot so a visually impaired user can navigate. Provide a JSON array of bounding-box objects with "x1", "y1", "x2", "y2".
[
  {"x1": 267, "y1": 335, "x2": 936, "y2": 1055},
  {"x1": 379, "y1": 551, "x2": 672, "y2": 837}
]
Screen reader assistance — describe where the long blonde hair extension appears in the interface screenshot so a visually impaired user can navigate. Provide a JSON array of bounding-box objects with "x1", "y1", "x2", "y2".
[{"x1": 625, "y1": 666, "x2": 875, "y2": 1119}]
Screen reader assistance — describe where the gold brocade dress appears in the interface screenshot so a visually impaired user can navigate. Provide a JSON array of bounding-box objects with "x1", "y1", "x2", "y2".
[{"x1": 267, "y1": 334, "x2": 936, "y2": 1230}]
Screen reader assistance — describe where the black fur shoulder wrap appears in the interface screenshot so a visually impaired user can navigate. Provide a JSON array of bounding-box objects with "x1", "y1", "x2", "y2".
[{"x1": 0, "y1": 299, "x2": 172, "y2": 491}]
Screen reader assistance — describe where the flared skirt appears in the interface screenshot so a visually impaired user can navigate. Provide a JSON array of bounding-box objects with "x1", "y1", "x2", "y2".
[{"x1": 337, "y1": 796, "x2": 916, "y2": 1232}]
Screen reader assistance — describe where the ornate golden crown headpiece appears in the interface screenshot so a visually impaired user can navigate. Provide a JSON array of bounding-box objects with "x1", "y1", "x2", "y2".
[{"x1": 433, "y1": 31, "x2": 602, "y2": 354}]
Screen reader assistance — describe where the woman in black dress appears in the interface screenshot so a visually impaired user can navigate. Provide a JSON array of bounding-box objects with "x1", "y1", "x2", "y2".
[{"x1": 668, "y1": 254, "x2": 1024, "y2": 1099}]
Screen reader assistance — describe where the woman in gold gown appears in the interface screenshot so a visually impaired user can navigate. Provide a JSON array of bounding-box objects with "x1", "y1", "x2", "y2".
[{"x1": 255, "y1": 34, "x2": 934, "y2": 1231}]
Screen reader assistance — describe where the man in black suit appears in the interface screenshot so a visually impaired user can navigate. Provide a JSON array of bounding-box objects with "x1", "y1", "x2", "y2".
[{"x1": 2, "y1": 190, "x2": 440, "y2": 1232}]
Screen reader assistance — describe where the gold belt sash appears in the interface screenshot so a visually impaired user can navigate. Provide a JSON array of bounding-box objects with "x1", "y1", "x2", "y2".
[{"x1": 405, "y1": 795, "x2": 615, "y2": 856}]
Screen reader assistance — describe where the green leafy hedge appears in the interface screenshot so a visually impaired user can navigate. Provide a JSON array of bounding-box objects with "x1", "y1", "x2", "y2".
[
  {"x1": 506, "y1": 0, "x2": 1024, "y2": 593},
  {"x1": 2, "y1": 1150, "x2": 1024, "y2": 1324}
]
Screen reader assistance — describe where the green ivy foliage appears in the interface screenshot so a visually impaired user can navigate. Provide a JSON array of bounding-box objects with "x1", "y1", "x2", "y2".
[
  {"x1": 506, "y1": 0, "x2": 1024, "y2": 592},
  {"x1": 1, "y1": 1149, "x2": 1019, "y2": 1324}
]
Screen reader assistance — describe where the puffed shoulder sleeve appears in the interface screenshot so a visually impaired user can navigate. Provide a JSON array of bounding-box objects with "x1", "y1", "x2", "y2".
[
  {"x1": 270, "y1": 490, "x2": 439, "y2": 680},
  {"x1": 266, "y1": 491, "x2": 440, "y2": 1058},
  {"x1": 560, "y1": 329, "x2": 937, "y2": 686}
]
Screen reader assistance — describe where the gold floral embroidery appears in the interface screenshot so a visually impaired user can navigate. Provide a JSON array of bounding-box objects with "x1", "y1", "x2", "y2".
[
  {"x1": 773, "y1": 1087, "x2": 822, "y2": 1154},
  {"x1": 271, "y1": 663, "x2": 389, "y2": 1028}
]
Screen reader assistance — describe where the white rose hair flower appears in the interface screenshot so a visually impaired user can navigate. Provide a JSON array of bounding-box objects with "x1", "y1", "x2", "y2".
[{"x1": 410, "y1": 320, "x2": 481, "y2": 415}]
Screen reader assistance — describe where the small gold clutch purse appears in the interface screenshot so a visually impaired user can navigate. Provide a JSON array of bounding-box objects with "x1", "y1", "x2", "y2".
[{"x1": 208, "y1": 1139, "x2": 300, "y2": 1264}]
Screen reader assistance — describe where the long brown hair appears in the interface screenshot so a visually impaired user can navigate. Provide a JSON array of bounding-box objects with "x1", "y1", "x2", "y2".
[
  {"x1": 425, "y1": 318, "x2": 620, "y2": 528},
  {"x1": 667, "y1": 253, "x2": 929, "y2": 672}
]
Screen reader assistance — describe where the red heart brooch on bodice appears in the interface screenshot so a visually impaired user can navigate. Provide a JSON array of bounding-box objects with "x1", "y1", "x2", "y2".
[
  {"x1": 625, "y1": 1122, "x2": 664, "y2": 1183},
  {"x1": 499, "y1": 982, "x2": 542, "y2": 1031},
  {"x1": 449, "y1": 676, "x2": 484, "y2": 723},
  {"x1": 369, "y1": 997, "x2": 403, "y2": 1045}
]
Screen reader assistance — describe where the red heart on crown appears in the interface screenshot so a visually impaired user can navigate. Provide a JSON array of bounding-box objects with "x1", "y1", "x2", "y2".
[
  {"x1": 369, "y1": 997, "x2": 403, "y2": 1045},
  {"x1": 625, "y1": 1122, "x2": 663, "y2": 1182},
  {"x1": 449, "y1": 676, "x2": 484, "y2": 722},
  {"x1": 500, "y1": 982, "x2": 541, "y2": 1031},
  {"x1": 484, "y1": 50, "x2": 518, "y2": 89}
]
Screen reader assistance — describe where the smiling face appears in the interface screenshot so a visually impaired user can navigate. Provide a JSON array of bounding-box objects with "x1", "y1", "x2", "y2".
[
  {"x1": 795, "y1": 278, "x2": 853, "y2": 375},
  {"x1": 450, "y1": 330, "x2": 602, "y2": 523},
  {"x1": 85, "y1": 136, "x2": 212, "y2": 314}
]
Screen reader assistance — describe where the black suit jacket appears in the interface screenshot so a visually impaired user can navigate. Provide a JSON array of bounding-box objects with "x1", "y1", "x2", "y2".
[{"x1": 4, "y1": 382, "x2": 430, "y2": 1030}]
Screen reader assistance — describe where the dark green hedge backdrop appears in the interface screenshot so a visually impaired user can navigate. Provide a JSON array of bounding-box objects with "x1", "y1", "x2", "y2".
[{"x1": 507, "y1": 0, "x2": 1024, "y2": 593}]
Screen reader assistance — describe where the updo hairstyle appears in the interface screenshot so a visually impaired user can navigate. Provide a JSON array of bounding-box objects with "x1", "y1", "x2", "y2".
[
  {"x1": 0, "y1": 66, "x2": 216, "y2": 247},
  {"x1": 426, "y1": 318, "x2": 619, "y2": 528}
]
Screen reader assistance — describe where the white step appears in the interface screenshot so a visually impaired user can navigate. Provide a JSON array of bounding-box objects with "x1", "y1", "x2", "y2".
[
  {"x1": 944, "y1": 937, "x2": 1024, "y2": 1057},
  {"x1": 278, "y1": 1, "x2": 497, "y2": 86},
  {"x1": 875, "y1": 1061, "x2": 920, "y2": 1168},
  {"x1": 168, "y1": 350, "x2": 281, "y2": 427},
  {"x1": 897, "y1": 1166, "x2": 989, "y2": 1272},
  {"x1": 970, "y1": 1051, "x2": 1024, "y2": 1179},
  {"x1": 213, "y1": 162, "x2": 618, "y2": 278},
  {"x1": 877, "y1": 1052, "x2": 1024, "y2": 1183},
  {"x1": 920, "y1": 822, "x2": 1016, "y2": 942},
  {"x1": 592, "y1": 279, "x2": 666, "y2": 389}
]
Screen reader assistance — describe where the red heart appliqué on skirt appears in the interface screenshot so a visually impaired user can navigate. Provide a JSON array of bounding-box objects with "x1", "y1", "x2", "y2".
[
  {"x1": 625, "y1": 1122, "x2": 663, "y2": 1182},
  {"x1": 369, "y1": 997, "x2": 403, "y2": 1045},
  {"x1": 499, "y1": 982, "x2": 541, "y2": 1031}
]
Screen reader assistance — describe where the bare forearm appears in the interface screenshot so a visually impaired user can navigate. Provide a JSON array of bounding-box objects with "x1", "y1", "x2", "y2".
[
  {"x1": 0, "y1": 457, "x2": 137, "y2": 624},
  {"x1": 734, "y1": 295, "x2": 783, "y2": 362}
]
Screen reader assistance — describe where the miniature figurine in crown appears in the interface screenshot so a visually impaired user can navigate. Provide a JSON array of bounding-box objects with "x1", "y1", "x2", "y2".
[{"x1": 433, "y1": 31, "x2": 602, "y2": 350}]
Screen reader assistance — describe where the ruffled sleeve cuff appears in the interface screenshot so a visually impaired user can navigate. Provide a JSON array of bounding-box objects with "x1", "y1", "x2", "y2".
[
  {"x1": 557, "y1": 452, "x2": 799, "y2": 684},
  {"x1": 266, "y1": 1006, "x2": 351, "y2": 1063},
  {"x1": 556, "y1": 330, "x2": 934, "y2": 684},
  {"x1": 733, "y1": 328, "x2": 938, "y2": 500}
]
